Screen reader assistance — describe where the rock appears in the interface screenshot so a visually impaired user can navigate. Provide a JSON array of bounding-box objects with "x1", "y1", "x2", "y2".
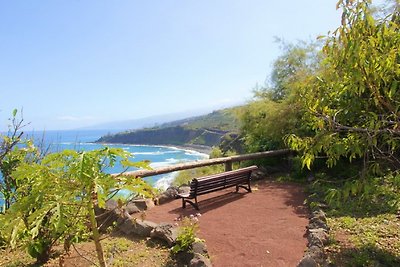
[
  {"x1": 175, "y1": 251, "x2": 195, "y2": 265},
  {"x1": 95, "y1": 206, "x2": 120, "y2": 232},
  {"x1": 150, "y1": 223, "x2": 178, "y2": 246},
  {"x1": 190, "y1": 253, "x2": 212, "y2": 267},
  {"x1": 118, "y1": 219, "x2": 135, "y2": 235},
  {"x1": 298, "y1": 255, "x2": 318, "y2": 267},
  {"x1": 156, "y1": 187, "x2": 180, "y2": 205},
  {"x1": 130, "y1": 198, "x2": 155, "y2": 211},
  {"x1": 251, "y1": 169, "x2": 266, "y2": 181},
  {"x1": 308, "y1": 228, "x2": 329, "y2": 248},
  {"x1": 124, "y1": 202, "x2": 141, "y2": 214},
  {"x1": 192, "y1": 241, "x2": 208, "y2": 255},
  {"x1": 157, "y1": 193, "x2": 172, "y2": 205},
  {"x1": 178, "y1": 186, "x2": 190, "y2": 195},
  {"x1": 311, "y1": 209, "x2": 327, "y2": 224},
  {"x1": 131, "y1": 220, "x2": 158, "y2": 237},
  {"x1": 305, "y1": 245, "x2": 324, "y2": 262},
  {"x1": 105, "y1": 199, "x2": 118, "y2": 210},
  {"x1": 119, "y1": 218, "x2": 158, "y2": 237},
  {"x1": 308, "y1": 217, "x2": 329, "y2": 231},
  {"x1": 165, "y1": 186, "x2": 179, "y2": 198}
]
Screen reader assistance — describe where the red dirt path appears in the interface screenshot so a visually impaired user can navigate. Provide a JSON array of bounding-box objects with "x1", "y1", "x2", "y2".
[{"x1": 145, "y1": 180, "x2": 309, "y2": 267}]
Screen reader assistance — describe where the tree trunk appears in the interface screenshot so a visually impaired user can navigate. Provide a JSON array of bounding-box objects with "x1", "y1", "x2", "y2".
[{"x1": 88, "y1": 190, "x2": 107, "y2": 267}]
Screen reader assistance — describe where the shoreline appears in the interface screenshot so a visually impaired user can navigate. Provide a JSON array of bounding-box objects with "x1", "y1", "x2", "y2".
[{"x1": 95, "y1": 142, "x2": 212, "y2": 157}]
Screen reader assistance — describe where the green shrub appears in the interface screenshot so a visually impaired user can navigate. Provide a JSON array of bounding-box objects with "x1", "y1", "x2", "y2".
[{"x1": 171, "y1": 216, "x2": 203, "y2": 254}]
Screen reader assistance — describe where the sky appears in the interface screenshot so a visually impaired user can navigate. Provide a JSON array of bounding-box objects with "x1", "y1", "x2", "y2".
[{"x1": 0, "y1": 0, "x2": 344, "y2": 131}]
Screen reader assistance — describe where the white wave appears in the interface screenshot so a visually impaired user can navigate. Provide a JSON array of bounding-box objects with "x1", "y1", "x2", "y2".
[
  {"x1": 154, "y1": 172, "x2": 179, "y2": 190},
  {"x1": 149, "y1": 158, "x2": 192, "y2": 169},
  {"x1": 132, "y1": 150, "x2": 179, "y2": 156},
  {"x1": 184, "y1": 150, "x2": 209, "y2": 158}
]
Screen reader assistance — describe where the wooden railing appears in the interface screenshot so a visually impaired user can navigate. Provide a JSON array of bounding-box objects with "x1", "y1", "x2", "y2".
[{"x1": 115, "y1": 149, "x2": 292, "y2": 178}]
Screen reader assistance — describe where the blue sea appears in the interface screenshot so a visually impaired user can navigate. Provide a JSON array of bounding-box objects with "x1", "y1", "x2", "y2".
[{"x1": 0, "y1": 130, "x2": 208, "y2": 205}]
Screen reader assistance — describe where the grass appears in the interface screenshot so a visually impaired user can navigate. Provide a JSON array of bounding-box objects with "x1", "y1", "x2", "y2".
[
  {"x1": 325, "y1": 213, "x2": 400, "y2": 266},
  {"x1": 306, "y1": 171, "x2": 400, "y2": 266},
  {"x1": 172, "y1": 165, "x2": 224, "y2": 186},
  {"x1": 0, "y1": 234, "x2": 177, "y2": 267}
]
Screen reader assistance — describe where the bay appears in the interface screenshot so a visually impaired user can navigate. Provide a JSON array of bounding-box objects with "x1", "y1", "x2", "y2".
[{"x1": 0, "y1": 129, "x2": 208, "y2": 208}]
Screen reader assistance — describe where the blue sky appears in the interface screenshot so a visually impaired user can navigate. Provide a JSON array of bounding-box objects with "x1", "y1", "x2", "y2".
[{"x1": 0, "y1": 0, "x2": 343, "y2": 130}]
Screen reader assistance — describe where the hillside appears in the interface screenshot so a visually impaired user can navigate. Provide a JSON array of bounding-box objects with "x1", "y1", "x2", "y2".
[{"x1": 96, "y1": 107, "x2": 242, "y2": 148}]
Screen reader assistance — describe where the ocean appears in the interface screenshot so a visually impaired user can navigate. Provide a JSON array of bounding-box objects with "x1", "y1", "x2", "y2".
[{"x1": 2, "y1": 129, "x2": 209, "y2": 190}]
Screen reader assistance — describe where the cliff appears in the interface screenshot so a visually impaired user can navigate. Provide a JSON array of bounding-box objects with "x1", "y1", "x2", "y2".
[{"x1": 96, "y1": 107, "x2": 242, "y2": 148}]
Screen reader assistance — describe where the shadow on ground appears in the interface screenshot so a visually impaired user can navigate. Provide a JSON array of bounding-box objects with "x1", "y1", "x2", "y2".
[{"x1": 329, "y1": 243, "x2": 400, "y2": 267}]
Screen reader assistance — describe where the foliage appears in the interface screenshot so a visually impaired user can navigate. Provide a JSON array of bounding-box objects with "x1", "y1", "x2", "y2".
[
  {"x1": 0, "y1": 109, "x2": 38, "y2": 212},
  {"x1": 305, "y1": 169, "x2": 400, "y2": 265},
  {"x1": 172, "y1": 148, "x2": 240, "y2": 187},
  {"x1": 240, "y1": 99, "x2": 305, "y2": 152},
  {"x1": 308, "y1": 171, "x2": 400, "y2": 217},
  {"x1": 0, "y1": 235, "x2": 177, "y2": 267},
  {"x1": 286, "y1": 0, "x2": 400, "y2": 173},
  {"x1": 0, "y1": 147, "x2": 155, "y2": 265},
  {"x1": 173, "y1": 165, "x2": 224, "y2": 186},
  {"x1": 171, "y1": 216, "x2": 203, "y2": 254},
  {"x1": 257, "y1": 40, "x2": 321, "y2": 101},
  {"x1": 240, "y1": 41, "x2": 318, "y2": 153},
  {"x1": 326, "y1": 213, "x2": 400, "y2": 266}
]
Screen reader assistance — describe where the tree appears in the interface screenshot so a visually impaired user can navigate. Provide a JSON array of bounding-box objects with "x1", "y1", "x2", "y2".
[
  {"x1": 0, "y1": 109, "x2": 37, "y2": 212},
  {"x1": 0, "y1": 147, "x2": 154, "y2": 266},
  {"x1": 240, "y1": 41, "x2": 319, "y2": 152},
  {"x1": 286, "y1": 0, "x2": 400, "y2": 174}
]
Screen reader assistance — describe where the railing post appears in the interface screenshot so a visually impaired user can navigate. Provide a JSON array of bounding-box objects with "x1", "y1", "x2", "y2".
[{"x1": 225, "y1": 161, "x2": 232, "y2": 171}]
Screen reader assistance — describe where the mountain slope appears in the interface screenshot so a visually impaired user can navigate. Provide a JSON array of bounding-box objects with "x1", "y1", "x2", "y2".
[{"x1": 96, "y1": 107, "x2": 242, "y2": 147}]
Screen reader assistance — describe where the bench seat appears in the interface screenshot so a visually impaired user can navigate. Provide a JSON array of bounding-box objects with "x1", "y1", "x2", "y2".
[{"x1": 177, "y1": 165, "x2": 258, "y2": 210}]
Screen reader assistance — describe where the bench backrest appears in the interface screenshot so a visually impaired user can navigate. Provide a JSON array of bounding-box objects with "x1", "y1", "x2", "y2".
[{"x1": 188, "y1": 165, "x2": 258, "y2": 197}]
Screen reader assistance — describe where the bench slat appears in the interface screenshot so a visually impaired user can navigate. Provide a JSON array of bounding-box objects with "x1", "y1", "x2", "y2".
[
  {"x1": 194, "y1": 166, "x2": 258, "y2": 181},
  {"x1": 178, "y1": 165, "x2": 258, "y2": 210}
]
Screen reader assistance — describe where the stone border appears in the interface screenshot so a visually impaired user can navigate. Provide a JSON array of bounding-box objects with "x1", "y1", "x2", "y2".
[
  {"x1": 97, "y1": 191, "x2": 212, "y2": 267},
  {"x1": 117, "y1": 216, "x2": 212, "y2": 266},
  {"x1": 297, "y1": 207, "x2": 329, "y2": 267}
]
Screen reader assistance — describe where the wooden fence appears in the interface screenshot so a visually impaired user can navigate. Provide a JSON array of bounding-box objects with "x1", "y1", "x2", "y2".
[{"x1": 114, "y1": 149, "x2": 293, "y2": 178}]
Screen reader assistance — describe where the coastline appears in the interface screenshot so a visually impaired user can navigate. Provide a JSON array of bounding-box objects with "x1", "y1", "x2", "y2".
[
  {"x1": 95, "y1": 142, "x2": 212, "y2": 157},
  {"x1": 167, "y1": 144, "x2": 212, "y2": 156}
]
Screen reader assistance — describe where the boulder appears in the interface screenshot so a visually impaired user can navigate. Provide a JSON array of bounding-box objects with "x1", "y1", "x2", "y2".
[
  {"x1": 150, "y1": 223, "x2": 178, "y2": 246},
  {"x1": 304, "y1": 245, "x2": 324, "y2": 263},
  {"x1": 190, "y1": 253, "x2": 213, "y2": 267},
  {"x1": 311, "y1": 209, "x2": 327, "y2": 224},
  {"x1": 118, "y1": 218, "x2": 157, "y2": 236},
  {"x1": 157, "y1": 193, "x2": 173, "y2": 205},
  {"x1": 175, "y1": 251, "x2": 195, "y2": 265},
  {"x1": 308, "y1": 228, "x2": 329, "y2": 248},
  {"x1": 308, "y1": 218, "x2": 329, "y2": 231},
  {"x1": 297, "y1": 256, "x2": 318, "y2": 267},
  {"x1": 192, "y1": 241, "x2": 208, "y2": 255},
  {"x1": 118, "y1": 219, "x2": 135, "y2": 235},
  {"x1": 105, "y1": 199, "x2": 119, "y2": 210},
  {"x1": 157, "y1": 187, "x2": 180, "y2": 205},
  {"x1": 95, "y1": 205, "x2": 121, "y2": 232},
  {"x1": 124, "y1": 202, "x2": 141, "y2": 214},
  {"x1": 178, "y1": 186, "x2": 190, "y2": 195},
  {"x1": 130, "y1": 198, "x2": 155, "y2": 211},
  {"x1": 131, "y1": 220, "x2": 158, "y2": 237},
  {"x1": 165, "y1": 186, "x2": 179, "y2": 198}
]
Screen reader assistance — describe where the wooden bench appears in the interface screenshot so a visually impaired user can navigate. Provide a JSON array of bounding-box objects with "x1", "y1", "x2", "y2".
[{"x1": 177, "y1": 165, "x2": 258, "y2": 210}]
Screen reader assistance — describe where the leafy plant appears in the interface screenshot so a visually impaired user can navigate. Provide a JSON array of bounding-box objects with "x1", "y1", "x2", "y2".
[
  {"x1": 0, "y1": 147, "x2": 155, "y2": 266},
  {"x1": 0, "y1": 109, "x2": 38, "y2": 212},
  {"x1": 240, "y1": 41, "x2": 318, "y2": 153},
  {"x1": 171, "y1": 216, "x2": 203, "y2": 254},
  {"x1": 286, "y1": 0, "x2": 400, "y2": 174}
]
